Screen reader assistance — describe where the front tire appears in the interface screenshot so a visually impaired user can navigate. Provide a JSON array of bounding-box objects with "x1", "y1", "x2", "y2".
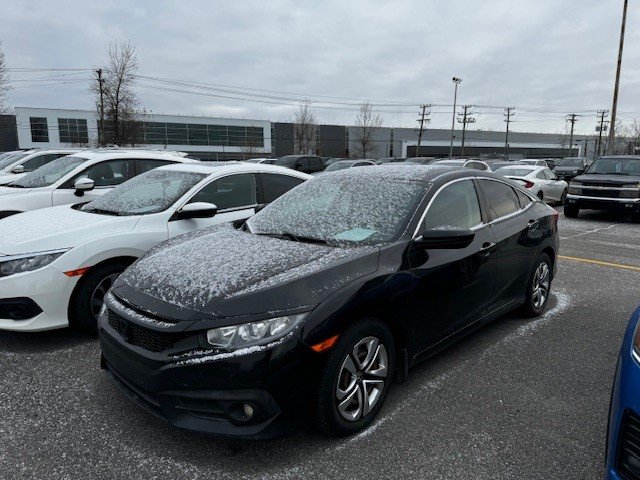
[
  {"x1": 521, "y1": 253, "x2": 552, "y2": 317},
  {"x1": 315, "y1": 319, "x2": 395, "y2": 437},
  {"x1": 69, "y1": 261, "x2": 130, "y2": 333}
]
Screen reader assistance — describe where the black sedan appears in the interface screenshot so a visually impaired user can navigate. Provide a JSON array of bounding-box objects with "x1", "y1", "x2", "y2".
[{"x1": 99, "y1": 165, "x2": 559, "y2": 438}]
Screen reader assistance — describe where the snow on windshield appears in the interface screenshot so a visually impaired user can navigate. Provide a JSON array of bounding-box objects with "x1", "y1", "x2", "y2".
[
  {"x1": 0, "y1": 152, "x2": 28, "y2": 171},
  {"x1": 247, "y1": 169, "x2": 429, "y2": 245},
  {"x1": 82, "y1": 169, "x2": 206, "y2": 216},
  {"x1": 121, "y1": 223, "x2": 375, "y2": 311},
  {"x1": 13, "y1": 155, "x2": 86, "y2": 188}
]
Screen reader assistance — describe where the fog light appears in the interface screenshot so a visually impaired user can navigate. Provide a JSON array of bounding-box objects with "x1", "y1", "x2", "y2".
[
  {"x1": 228, "y1": 402, "x2": 255, "y2": 422},
  {"x1": 243, "y1": 403, "x2": 254, "y2": 419}
]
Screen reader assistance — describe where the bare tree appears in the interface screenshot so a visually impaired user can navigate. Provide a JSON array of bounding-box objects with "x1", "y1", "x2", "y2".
[
  {"x1": 92, "y1": 41, "x2": 140, "y2": 146},
  {"x1": 0, "y1": 42, "x2": 10, "y2": 114},
  {"x1": 627, "y1": 119, "x2": 640, "y2": 155},
  {"x1": 353, "y1": 102, "x2": 382, "y2": 158},
  {"x1": 293, "y1": 101, "x2": 316, "y2": 154}
]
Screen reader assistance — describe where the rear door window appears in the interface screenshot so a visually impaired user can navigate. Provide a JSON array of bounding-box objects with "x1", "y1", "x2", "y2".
[
  {"x1": 22, "y1": 153, "x2": 67, "y2": 172},
  {"x1": 188, "y1": 173, "x2": 257, "y2": 210},
  {"x1": 479, "y1": 180, "x2": 521, "y2": 220},
  {"x1": 136, "y1": 159, "x2": 175, "y2": 174},
  {"x1": 260, "y1": 173, "x2": 305, "y2": 203}
]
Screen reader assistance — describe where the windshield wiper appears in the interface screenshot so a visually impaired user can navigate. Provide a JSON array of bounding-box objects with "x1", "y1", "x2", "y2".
[
  {"x1": 83, "y1": 207, "x2": 123, "y2": 216},
  {"x1": 255, "y1": 231, "x2": 329, "y2": 245}
]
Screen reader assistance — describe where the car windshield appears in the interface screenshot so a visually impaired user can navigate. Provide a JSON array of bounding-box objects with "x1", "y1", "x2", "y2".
[
  {"x1": 558, "y1": 158, "x2": 583, "y2": 167},
  {"x1": 495, "y1": 167, "x2": 535, "y2": 177},
  {"x1": 247, "y1": 174, "x2": 427, "y2": 245},
  {"x1": 81, "y1": 169, "x2": 207, "y2": 216},
  {"x1": 326, "y1": 162, "x2": 352, "y2": 171},
  {"x1": 10, "y1": 155, "x2": 87, "y2": 188},
  {"x1": 586, "y1": 158, "x2": 640, "y2": 175},
  {"x1": 275, "y1": 155, "x2": 300, "y2": 166},
  {"x1": 0, "y1": 152, "x2": 29, "y2": 170}
]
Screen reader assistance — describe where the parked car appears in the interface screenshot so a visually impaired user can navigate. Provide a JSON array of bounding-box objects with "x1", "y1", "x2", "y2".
[
  {"x1": 324, "y1": 157, "x2": 349, "y2": 166},
  {"x1": 0, "y1": 163, "x2": 310, "y2": 333},
  {"x1": 376, "y1": 157, "x2": 406, "y2": 164},
  {"x1": 544, "y1": 158, "x2": 560, "y2": 170},
  {"x1": 99, "y1": 165, "x2": 559, "y2": 439},
  {"x1": 495, "y1": 165, "x2": 568, "y2": 203},
  {"x1": 565, "y1": 156, "x2": 640, "y2": 218},
  {"x1": 404, "y1": 157, "x2": 437, "y2": 165},
  {"x1": 553, "y1": 157, "x2": 590, "y2": 181},
  {"x1": 315, "y1": 160, "x2": 375, "y2": 175},
  {"x1": 605, "y1": 305, "x2": 640, "y2": 480},
  {"x1": 0, "y1": 149, "x2": 80, "y2": 185},
  {"x1": 275, "y1": 155, "x2": 325, "y2": 174},
  {"x1": 484, "y1": 161, "x2": 515, "y2": 172},
  {"x1": 0, "y1": 150, "x2": 196, "y2": 220},
  {"x1": 245, "y1": 158, "x2": 276, "y2": 165},
  {"x1": 434, "y1": 159, "x2": 490, "y2": 171},
  {"x1": 518, "y1": 159, "x2": 549, "y2": 167}
]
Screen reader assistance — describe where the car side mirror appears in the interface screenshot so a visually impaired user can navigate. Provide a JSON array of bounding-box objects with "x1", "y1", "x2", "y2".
[
  {"x1": 172, "y1": 202, "x2": 218, "y2": 221},
  {"x1": 11, "y1": 165, "x2": 24, "y2": 174},
  {"x1": 414, "y1": 228, "x2": 475, "y2": 249},
  {"x1": 74, "y1": 177, "x2": 95, "y2": 196}
]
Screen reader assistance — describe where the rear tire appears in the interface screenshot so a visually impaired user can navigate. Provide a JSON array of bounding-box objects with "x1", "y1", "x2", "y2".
[
  {"x1": 315, "y1": 319, "x2": 395, "y2": 437},
  {"x1": 521, "y1": 253, "x2": 552, "y2": 317},
  {"x1": 564, "y1": 205, "x2": 579, "y2": 218},
  {"x1": 537, "y1": 191, "x2": 544, "y2": 201},
  {"x1": 69, "y1": 260, "x2": 130, "y2": 334}
]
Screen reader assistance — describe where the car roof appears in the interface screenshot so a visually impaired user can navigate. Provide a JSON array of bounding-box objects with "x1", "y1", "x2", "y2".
[
  {"x1": 315, "y1": 164, "x2": 492, "y2": 183},
  {"x1": 157, "y1": 161, "x2": 312, "y2": 177},
  {"x1": 497, "y1": 164, "x2": 542, "y2": 172},
  {"x1": 70, "y1": 149, "x2": 196, "y2": 163}
]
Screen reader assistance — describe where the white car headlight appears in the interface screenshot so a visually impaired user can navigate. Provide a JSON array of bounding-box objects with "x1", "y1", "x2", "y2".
[
  {"x1": 0, "y1": 249, "x2": 69, "y2": 277},
  {"x1": 206, "y1": 313, "x2": 307, "y2": 350}
]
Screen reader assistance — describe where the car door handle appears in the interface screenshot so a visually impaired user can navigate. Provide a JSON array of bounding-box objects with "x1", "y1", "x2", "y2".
[
  {"x1": 479, "y1": 242, "x2": 495, "y2": 253},
  {"x1": 527, "y1": 219, "x2": 539, "y2": 228}
]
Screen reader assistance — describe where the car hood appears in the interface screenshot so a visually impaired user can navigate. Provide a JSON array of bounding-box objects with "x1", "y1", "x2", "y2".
[
  {"x1": 0, "y1": 205, "x2": 140, "y2": 255},
  {"x1": 0, "y1": 185, "x2": 34, "y2": 197},
  {"x1": 572, "y1": 173, "x2": 640, "y2": 185},
  {"x1": 115, "y1": 224, "x2": 379, "y2": 320},
  {"x1": 554, "y1": 167, "x2": 581, "y2": 173},
  {"x1": 0, "y1": 174, "x2": 25, "y2": 186}
]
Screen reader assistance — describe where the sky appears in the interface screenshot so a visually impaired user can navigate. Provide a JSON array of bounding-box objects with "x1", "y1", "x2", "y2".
[{"x1": 1, "y1": 0, "x2": 638, "y2": 136}]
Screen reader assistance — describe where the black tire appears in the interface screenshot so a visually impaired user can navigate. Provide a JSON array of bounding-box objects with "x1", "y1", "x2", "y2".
[
  {"x1": 564, "y1": 205, "x2": 579, "y2": 218},
  {"x1": 560, "y1": 189, "x2": 567, "y2": 205},
  {"x1": 315, "y1": 319, "x2": 395, "y2": 437},
  {"x1": 521, "y1": 253, "x2": 552, "y2": 318},
  {"x1": 537, "y1": 191, "x2": 544, "y2": 201},
  {"x1": 69, "y1": 260, "x2": 130, "y2": 333}
]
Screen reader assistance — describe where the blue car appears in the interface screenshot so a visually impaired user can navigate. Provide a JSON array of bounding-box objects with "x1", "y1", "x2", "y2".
[{"x1": 606, "y1": 306, "x2": 640, "y2": 479}]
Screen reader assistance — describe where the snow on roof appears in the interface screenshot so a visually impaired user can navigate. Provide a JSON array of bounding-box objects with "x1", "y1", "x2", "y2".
[{"x1": 157, "y1": 162, "x2": 312, "y2": 177}]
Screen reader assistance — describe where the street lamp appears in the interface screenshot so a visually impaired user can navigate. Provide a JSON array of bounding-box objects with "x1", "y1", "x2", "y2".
[{"x1": 449, "y1": 77, "x2": 462, "y2": 158}]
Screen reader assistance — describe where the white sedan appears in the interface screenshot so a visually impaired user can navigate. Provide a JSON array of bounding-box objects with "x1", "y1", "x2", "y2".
[
  {"x1": 495, "y1": 165, "x2": 568, "y2": 203},
  {"x1": 0, "y1": 149, "x2": 194, "y2": 219},
  {"x1": 0, "y1": 148, "x2": 80, "y2": 185},
  {"x1": 0, "y1": 162, "x2": 310, "y2": 332}
]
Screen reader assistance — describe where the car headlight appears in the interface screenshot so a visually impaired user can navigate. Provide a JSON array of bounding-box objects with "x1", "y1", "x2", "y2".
[
  {"x1": 206, "y1": 313, "x2": 307, "y2": 350},
  {"x1": 0, "y1": 249, "x2": 69, "y2": 277},
  {"x1": 621, "y1": 183, "x2": 640, "y2": 198},
  {"x1": 567, "y1": 181, "x2": 582, "y2": 195}
]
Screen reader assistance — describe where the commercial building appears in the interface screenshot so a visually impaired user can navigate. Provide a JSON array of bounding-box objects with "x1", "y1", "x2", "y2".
[{"x1": 1, "y1": 106, "x2": 608, "y2": 159}]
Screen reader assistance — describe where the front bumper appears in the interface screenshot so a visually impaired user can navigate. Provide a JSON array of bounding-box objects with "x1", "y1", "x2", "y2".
[
  {"x1": 0, "y1": 266, "x2": 79, "y2": 331},
  {"x1": 606, "y1": 308, "x2": 640, "y2": 480},
  {"x1": 566, "y1": 194, "x2": 640, "y2": 213},
  {"x1": 98, "y1": 298, "x2": 321, "y2": 438}
]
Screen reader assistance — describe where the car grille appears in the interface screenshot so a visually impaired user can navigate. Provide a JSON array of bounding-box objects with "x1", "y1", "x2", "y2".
[
  {"x1": 108, "y1": 309, "x2": 186, "y2": 353},
  {"x1": 617, "y1": 411, "x2": 640, "y2": 480},
  {"x1": 582, "y1": 188, "x2": 621, "y2": 198}
]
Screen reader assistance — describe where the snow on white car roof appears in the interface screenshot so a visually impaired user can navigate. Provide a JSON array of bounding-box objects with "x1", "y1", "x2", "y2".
[
  {"x1": 69, "y1": 149, "x2": 197, "y2": 163},
  {"x1": 156, "y1": 161, "x2": 311, "y2": 177}
]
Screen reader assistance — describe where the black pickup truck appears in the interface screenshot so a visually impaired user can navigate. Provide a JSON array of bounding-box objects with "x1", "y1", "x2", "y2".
[
  {"x1": 564, "y1": 156, "x2": 640, "y2": 218},
  {"x1": 553, "y1": 156, "x2": 590, "y2": 181}
]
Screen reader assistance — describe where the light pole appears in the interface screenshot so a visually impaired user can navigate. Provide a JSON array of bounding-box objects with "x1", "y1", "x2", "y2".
[
  {"x1": 607, "y1": 0, "x2": 628, "y2": 154},
  {"x1": 449, "y1": 77, "x2": 462, "y2": 158}
]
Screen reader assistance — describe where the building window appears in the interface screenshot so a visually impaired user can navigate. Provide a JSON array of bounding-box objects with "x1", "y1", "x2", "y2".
[
  {"x1": 139, "y1": 121, "x2": 264, "y2": 148},
  {"x1": 58, "y1": 118, "x2": 89, "y2": 144},
  {"x1": 30, "y1": 117, "x2": 49, "y2": 143}
]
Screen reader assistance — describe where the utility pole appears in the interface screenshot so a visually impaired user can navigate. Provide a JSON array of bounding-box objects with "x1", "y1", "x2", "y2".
[
  {"x1": 96, "y1": 68, "x2": 105, "y2": 146},
  {"x1": 596, "y1": 110, "x2": 609, "y2": 157},
  {"x1": 607, "y1": 0, "x2": 628, "y2": 154},
  {"x1": 565, "y1": 114, "x2": 580, "y2": 156},
  {"x1": 449, "y1": 77, "x2": 462, "y2": 158},
  {"x1": 415, "y1": 104, "x2": 432, "y2": 157},
  {"x1": 457, "y1": 105, "x2": 476, "y2": 157},
  {"x1": 504, "y1": 107, "x2": 515, "y2": 158}
]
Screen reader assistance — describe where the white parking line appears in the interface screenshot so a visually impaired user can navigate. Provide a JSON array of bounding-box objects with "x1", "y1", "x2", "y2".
[{"x1": 560, "y1": 224, "x2": 615, "y2": 240}]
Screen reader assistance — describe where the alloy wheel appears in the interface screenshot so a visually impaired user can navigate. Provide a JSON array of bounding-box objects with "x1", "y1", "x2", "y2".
[
  {"x1": 532, "y1": 262, "x2": 550, "y2": 309},
  {"x1": 335, "y1": 336, "x2": 388, "y2": 422},
  {"x1": 90, "y1": 273, "x2": 119, "y2": 320}
]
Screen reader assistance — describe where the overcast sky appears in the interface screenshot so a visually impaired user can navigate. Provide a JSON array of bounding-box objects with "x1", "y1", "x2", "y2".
[{"x1": 1, "y1": 0, "x2": 638, "y2": 135}]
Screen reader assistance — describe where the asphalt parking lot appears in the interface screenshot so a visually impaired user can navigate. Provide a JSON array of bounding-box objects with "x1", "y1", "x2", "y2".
[{"x1": 1, "y1": 207, "x2": 639, "y2": 480}]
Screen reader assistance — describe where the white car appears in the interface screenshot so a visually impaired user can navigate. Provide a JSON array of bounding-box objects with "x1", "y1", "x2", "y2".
[
  {"x1": 433, "y1": 159, "x2": 491, "y2": 171},
  {"x1": 518, "y1": 159, "x2": 549, "y2": 167},
  {"x1": 494, "y1": 165, "x2": 568, "y2": 203},
  {"x1": 0, "y1": 149, "x2": 196, "y2": 219},
  {"x1": 0, "y1": 149, "x2": 80, "y2": 185},
  {"x1": 0, "y1": 163, "x2": 310, "y2": 332},
  {"x1": 245, "y1": 158, "x2": 276, "y2": 164}
]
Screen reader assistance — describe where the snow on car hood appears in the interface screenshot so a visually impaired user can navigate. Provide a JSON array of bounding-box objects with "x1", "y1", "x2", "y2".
[
  {"x1": 0, "y1": 174, "x2": 25, "y2": 186},
  {"x1": 119, "y1": 223, "x2": 379, "y2": 316},
  {"x1": 0, "y1": 185, "x2": 33, "y2": 197},
  {"x1": 0, "y1": 205, "x2": 139, "y2": 255}
]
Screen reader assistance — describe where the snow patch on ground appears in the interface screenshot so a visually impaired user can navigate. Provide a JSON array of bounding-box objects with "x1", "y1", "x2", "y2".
[{"x1": 502, "y1": 290, "x2": 571, "y2": 343}]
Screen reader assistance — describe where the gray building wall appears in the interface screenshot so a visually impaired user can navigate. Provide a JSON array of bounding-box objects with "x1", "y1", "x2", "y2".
[
  {"x1": 317, "y1": 125, "x2": 347, "y2": 157},
  {"x1": 273, "y1": 122, "x2": 294, "y2": 157},
  {"x1": 0, "y1": 115, "x2": 18, "y2": 152}
]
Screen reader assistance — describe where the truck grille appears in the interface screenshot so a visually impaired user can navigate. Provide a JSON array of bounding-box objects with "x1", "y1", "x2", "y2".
[
  {"x1": 617, "y1": 411, "x2": 640, "y2": 480},
  {"x1": 582, "y1": 188, "x2": 621, "y2": 198},
  {"x1": 108, "y1": 309, "x2": 186, "y2": 353}
]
